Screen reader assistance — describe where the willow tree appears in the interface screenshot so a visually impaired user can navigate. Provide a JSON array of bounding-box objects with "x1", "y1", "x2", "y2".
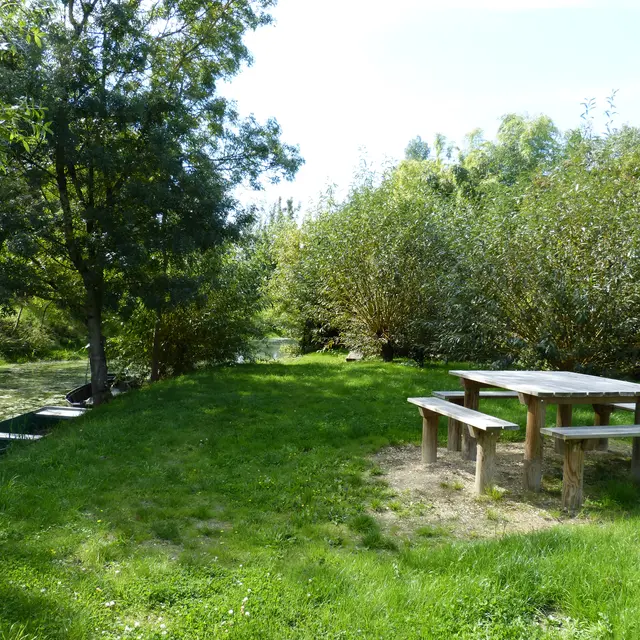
[{"x1": 0, "y1": 0, "x2": 301, "y2": 401}]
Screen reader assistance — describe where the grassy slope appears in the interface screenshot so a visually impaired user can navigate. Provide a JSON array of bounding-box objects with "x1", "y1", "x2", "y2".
[{"x1": 0, "y1": 354, "x2": 639, "y2": 639}]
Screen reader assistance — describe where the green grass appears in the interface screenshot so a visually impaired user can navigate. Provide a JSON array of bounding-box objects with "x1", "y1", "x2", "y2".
[{"x1": 0, "y1": 353, "x2": 639, "y2": 638}]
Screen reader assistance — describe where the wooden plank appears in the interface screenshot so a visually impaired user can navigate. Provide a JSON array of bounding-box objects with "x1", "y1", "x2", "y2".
[
  {"x1": 562, "y1": 440, "x2": 585, "y2": 512},
  {"x1": 471, "y1": 428, "x2": 497, "y2": 494},
  {"x1": 433, "y1": 390, "x2": 518, "y2": 400},
  {"x1": 613, "y1": 402, "x2": 635, "y2": 412},
  {"x1": 35, "y1": 406, "x2": 87, "y2": 419},
  {"x1": 523, "y1": 395, "x2": 545, "y2": 492},
  {"x1": 450, "y1": 370, "x2": 640, "y2": 399},
  {"x1": 552, "y1": 395, "x2": 640, "y2": 405},
  {"x1": 0, "y1": 432, "x2": 43, "y2": 441},
  {"x1": 407, "y1": 398, "x2": 518, "y2": 432},
  {"x1": 418, "y1": 408, "x2": 438, "y2": 464},
  {"x1": 541, "y1": 425, "x2": 640, "y2": 440}
]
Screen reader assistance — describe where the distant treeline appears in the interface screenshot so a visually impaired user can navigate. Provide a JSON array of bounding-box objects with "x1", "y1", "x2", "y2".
[{"x1": 262, "y1": 114, "x2": 640, "y2": 376}]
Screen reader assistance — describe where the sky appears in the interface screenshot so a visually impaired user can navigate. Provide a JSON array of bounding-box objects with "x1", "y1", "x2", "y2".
[{"x1": 222, "y1": 0, "x2": 640, "y2": 211}]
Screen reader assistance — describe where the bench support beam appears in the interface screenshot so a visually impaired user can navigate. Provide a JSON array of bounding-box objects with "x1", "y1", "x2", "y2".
[
  {"x1": 472, "y1": 427, "x2": 497, "y2": 494},
  {"x1": 419, "y1": 408, "x2": 439, "y2": 464},
  {"x1": 562, "y1": 440, "x2": 585, "y2": 512}
]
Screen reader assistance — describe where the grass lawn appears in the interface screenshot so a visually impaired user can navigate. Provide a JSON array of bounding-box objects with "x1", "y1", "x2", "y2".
[{"x1": 1, "y1": 354, "x2": 639, "y2": 639}]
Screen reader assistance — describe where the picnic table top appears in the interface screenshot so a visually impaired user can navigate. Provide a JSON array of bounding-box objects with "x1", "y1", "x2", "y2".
[{"x1": 449, "y1": 370, "x2": 640, "y2": 399}]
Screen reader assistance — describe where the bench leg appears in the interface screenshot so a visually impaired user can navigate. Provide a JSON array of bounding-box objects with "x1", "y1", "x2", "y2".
[
  {"x1": 562, "y1": 440, "x2": 585, "y2": 512},
  {"x1": 554, "y1": 405, "x2": 572, "y2": 455},
  {"x1": 472, "y1": 428, "x2": 497, "y2": 495},
  {"x1": 419, "y1": 408, "x2": 439, "y2": 464},
  {"x1": 462, "y1": 385, "x2": 479, "y2": 461},
  {"x1": 592, "y1": 404, "x2": 611, "y2": 452},
  {"x1": 523, "y1": 395, "x2": 546, "y2": 492},
  {"x1": 632, "y1": 438, "x2": 640, "y2": 484},
  {"x1": 447, "y1": 418, "x2": 462, "y2": 452},
  {"x1": 447, "y1": 398, "x2": 464, "y2": 452}
]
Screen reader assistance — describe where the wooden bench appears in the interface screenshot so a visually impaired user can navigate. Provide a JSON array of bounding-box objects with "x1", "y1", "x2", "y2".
[
  {"x1": 541, "y1": 425, "x2": 640, "y2": 512},
  {"x1": 408, "y1": 397, "x2": 518, "y2": 494},
  {"x1": 611, "y1": 402, "x2": 636, "y2": 413},
  {"x1": 433, "y1": 390, "x2": 519, "y2": 457}
]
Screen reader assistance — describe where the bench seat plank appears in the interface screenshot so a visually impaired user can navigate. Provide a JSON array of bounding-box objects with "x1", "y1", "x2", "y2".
[
  {"x1": 541, "y1": 425, "x2": 640, "y2": 440},
  {"x1": 408, "y1": 397, "x2": 518, "y2": 432},
  {"x1": 612, "y1": 402, "x2": 636, "y2": 412},
  {"x1": 433, "y1": 390, "x2": 518, "y2": 400}
]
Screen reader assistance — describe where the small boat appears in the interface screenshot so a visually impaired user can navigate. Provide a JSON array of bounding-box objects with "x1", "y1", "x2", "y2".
[
  {"x1": 65, "y1": 374, "x2": 117, "y2": 407},
  {"x1": 0, "y1": 405, "x2": 88, "y2": 452}
]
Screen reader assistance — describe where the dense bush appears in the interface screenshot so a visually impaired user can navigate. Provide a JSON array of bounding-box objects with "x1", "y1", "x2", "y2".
[
  {"x1": 267, "y1": 115, "x2": 640, "y2": 375},
  {"x1": 108, "y1": 241, "x2": 265, "y2": 379}
]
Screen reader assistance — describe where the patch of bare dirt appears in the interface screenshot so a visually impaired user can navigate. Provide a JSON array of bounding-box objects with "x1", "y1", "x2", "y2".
[{"x1": 370, "y1": 439, "x2": 629, "y2": 540}]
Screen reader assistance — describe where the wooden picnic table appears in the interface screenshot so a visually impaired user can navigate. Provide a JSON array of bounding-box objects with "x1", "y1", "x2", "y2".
[{"x1": 449, "y1": 370, "x2": 640, "y2": 492}]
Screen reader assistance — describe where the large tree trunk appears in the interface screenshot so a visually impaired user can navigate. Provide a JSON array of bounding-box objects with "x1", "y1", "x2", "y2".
[
  {"x1": 85, "y1": 284, "x2": 110, "y2": 406},
  {"x1": 381, "y1": 342, "x2": 394, "y2": 362}
]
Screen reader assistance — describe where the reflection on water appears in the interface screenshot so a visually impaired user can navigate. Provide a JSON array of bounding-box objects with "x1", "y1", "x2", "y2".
[{"x1": 0, "y1": 360, "x2": 88, "y2": 420}]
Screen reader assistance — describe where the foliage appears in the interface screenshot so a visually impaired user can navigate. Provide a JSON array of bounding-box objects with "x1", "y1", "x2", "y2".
[
  {"x1": 455, "y1": 126, "x2": 640, "y2": 373},
  {"x1": 269, "y1": 112, "x2": 640, "y2": 374},
  {"x1": 404, "y1": 135, "x2": 430, "y2": 161},
  {"x1": 0, "y1": 298, "x2": 85, "y2": 361},
  {"x1": 109, "y1": 240, "x2": 266, "y2": 379},
  {"x1": 0, "y1": 0, "x2": 301, "y2": 399},
  {"x1": 269, "y1": 166, "x2": 454, "y2": 360}
]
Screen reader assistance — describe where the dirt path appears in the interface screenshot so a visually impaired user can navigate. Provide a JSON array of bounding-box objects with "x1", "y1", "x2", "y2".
[{"x1": 371, "y1": 439, "x2": 633, "y2": 540}]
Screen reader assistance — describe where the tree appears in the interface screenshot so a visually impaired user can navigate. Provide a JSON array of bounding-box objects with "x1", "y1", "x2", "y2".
[
  {"x1": 0, "y1": 0, "x2": 302, "y2": 401},
  {"x1": 296, "y1": 165, "x2": 453, "y2": 361},
  {"x1": 404, "y1": 136, "x2": 430, "y2": 161}
]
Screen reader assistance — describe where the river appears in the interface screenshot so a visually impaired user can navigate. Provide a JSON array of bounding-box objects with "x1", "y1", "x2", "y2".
[{"x1": 0, "y1": 360, "x2": 88, "y2": 420}]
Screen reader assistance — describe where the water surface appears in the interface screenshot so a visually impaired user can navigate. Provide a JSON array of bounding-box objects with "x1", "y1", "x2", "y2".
[{"x1": 0, "y1": 360, "x2": 88, "y2": 420}]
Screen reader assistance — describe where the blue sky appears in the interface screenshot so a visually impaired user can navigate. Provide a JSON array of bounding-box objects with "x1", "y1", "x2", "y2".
[{"x1": 223, "y1": 0, "x2": 640, "y2": 210}]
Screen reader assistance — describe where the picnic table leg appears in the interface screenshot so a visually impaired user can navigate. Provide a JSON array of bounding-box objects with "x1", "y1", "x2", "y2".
[
  {"x1": 523, "y1": 394, "x2": 546, "y2": 492},
  {"x1": 419, "y1": 408, "x2": 439, "y2": 464},
  {"x1": 554, "y1": 404, "x2": 573, "y2": 455},
  {"x1": 592, "y1": 404, "x2": 612, "y2": 451},
  {"x1": 447, "y1": 397, "x2": 463, "y2": 452},
  {"x1": 462, "y1": 380, "x2": 479, "y2": 461},
  {"x1": 471, "y1": 428, "x2": 497, "y2": 495},
  {"x1": 632, "y1": 402, "x2": 640, "y2": 484},
  {"x1": 562, "y1": 439, "x2": 585, "y2": 512}
]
